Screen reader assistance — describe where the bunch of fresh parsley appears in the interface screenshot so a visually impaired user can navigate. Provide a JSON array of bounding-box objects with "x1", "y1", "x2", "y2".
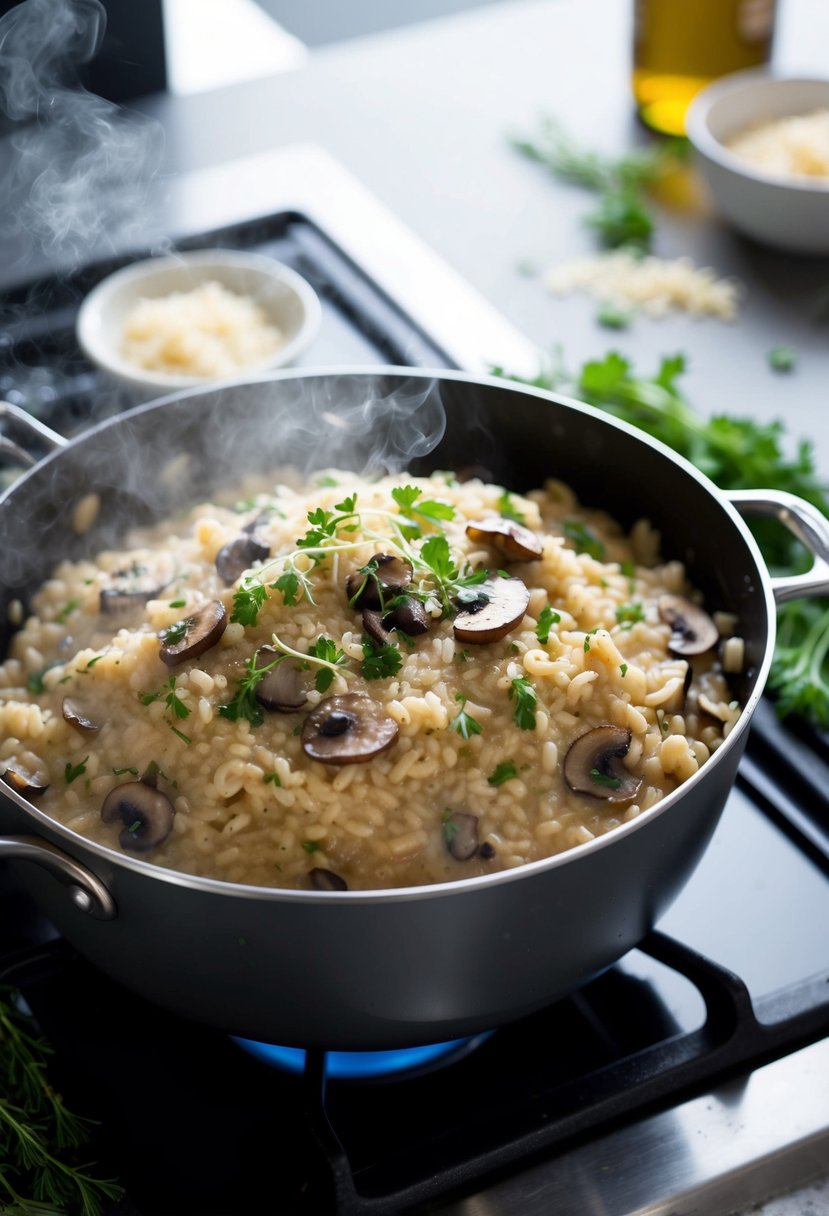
[{"x1": 493, "y1": 351, "x2": 829, "y2": 728}]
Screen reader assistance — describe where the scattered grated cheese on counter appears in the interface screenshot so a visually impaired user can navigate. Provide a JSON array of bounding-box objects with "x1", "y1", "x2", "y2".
[
  {"x1": 546, "y1": 251, "x2": 742, "y2": 321},
  {"x1": 121, "y1": 280, "x2": 284, "y2": 378},
  {"x1": 724, "y1": 108, "x2": 829, "y2": 181}
]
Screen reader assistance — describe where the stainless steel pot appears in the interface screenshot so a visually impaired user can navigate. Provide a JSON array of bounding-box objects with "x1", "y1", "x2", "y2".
[{"x1": 2, "y1": 369, "x2": 828, "y2": 1050}]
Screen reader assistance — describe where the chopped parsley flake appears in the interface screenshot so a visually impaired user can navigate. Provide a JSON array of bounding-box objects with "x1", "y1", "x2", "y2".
[
  {"x1": 450, "y1": 693, "x2": 482, "y2": 740},
  {"x1": 361, "y1": 637, "x2": 403, "y2": 681},
  {"x1": 55, "y1": 598, "x2": 79, "y2": 624},
  {"x1": 64, "y1": 757, "x2": 88, "y2": 784},
  {"x1": 589, "y1": 767, "x2": 622, "y2": 790},
  {"x1": 488, "y1": 760, "x2": 518, "y2": 786},
  {"x1": 509, "y1": 677, "x2": 537, "y2": 730},
  {"x1": 563, "y1": 519, "x2": 605, "y2": 561},
  {"x1": 496, "y1": 489, "x2": 526, "y2": 523},
  {"x1": 535, "y1": 604, "x2": 560, "y2": 645},
  {"x1": 615, "y1": 601, "x2": 645, "y2": 627},
  {"x1": 302, "y1": 840, "x2": 321, "y2": 854},
  {"x1": 263, "y1": 771, "x2": 282, "y2": 786}
]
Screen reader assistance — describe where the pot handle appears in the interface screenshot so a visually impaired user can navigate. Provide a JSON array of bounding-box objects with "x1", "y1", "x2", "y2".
[
  {"x1": 0, "y1": 400, "x2": 67, "y2": 469},
  {"x1": 0, "y1": 835, "x2": 116, "y2": 921},
  {"x1": 726, "y1": 488, "x2": 829, "y2": 604}
]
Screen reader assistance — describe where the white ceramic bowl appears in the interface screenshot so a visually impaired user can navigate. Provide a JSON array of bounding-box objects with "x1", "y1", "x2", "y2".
[
  {"x1": 76, "y1": 249, "x2": 322, "y2": 395},
  {"x1": 686, "y1": 72, "x2": 829, "y2": 254}
]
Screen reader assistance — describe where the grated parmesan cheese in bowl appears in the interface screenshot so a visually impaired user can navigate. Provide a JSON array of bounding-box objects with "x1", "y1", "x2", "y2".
[
  {"x1": 76, "y1": 250, "x2": 322, "y2": 397},
  {"x1": 121, "y1": 280, "x2": 284, "y2": 379},
  {"x1": 546, "y1": 251, "x2": 742, "y2": 321},
  {"x1": 724, "y1": 109, "x2": 829, "y2": 181}
]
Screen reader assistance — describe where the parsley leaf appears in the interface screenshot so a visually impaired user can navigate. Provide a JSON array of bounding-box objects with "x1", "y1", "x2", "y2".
[
  {"x1": 231, "y1": 576, "x2": 268, "y2": 626},
  {"x1": 450, "y1": 693, "x2": 482, "y2": 740},
  {"x1": 535, "y1": 604, "x2": 560, "y2": 645},
  {"x1": 218, "y1": 648, "x2": 283, "y2": 727},
  {"x1": 615, "y1": 601, "x2": 645, "y2": 627},
  {"x1": 590, "y1": 767, "x2": 622, "y2": 790},
  {"x1": 307, "y1": 637, "x2": 347, "y2": 692},
  {"x1": 563, "y1": 519, "x2": 605, "y2": 560},
  {"x1": 64, "y1": 756, "x2": 88, "y2": 784},
  {"x1": 488, "y1": 760, "x2": 518, "y2": 786},
  {"x1": 496, "y1": 489, "x2": 526, "y2": 523},
  {"x1": 361, "y1": 637, "x2": 403, "y2": 681},
  {"x1": 55, "y1": 598, "x2": 79, "y2": 624},
  {"x1": 509, "y1": 677, "x2": 538, "y2": 730}
]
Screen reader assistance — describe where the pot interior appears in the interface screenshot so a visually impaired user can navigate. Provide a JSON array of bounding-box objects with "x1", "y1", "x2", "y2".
[{"x1": 0, "y1": 369, "x2": 771, "y2": 707}]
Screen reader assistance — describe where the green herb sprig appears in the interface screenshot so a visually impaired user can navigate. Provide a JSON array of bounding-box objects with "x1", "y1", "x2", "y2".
[
  {"x1": 0, "y1": 991, "x2": 123, "y2": 1216},
  {"x1": 450, "y1": 693, "x2": 483, "y2": 740},
  {"x1": 492, "y1": 350, "x2": 829, "y2": 727}
]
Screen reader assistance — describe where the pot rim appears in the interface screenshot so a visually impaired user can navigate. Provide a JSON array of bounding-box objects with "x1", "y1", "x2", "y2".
[{"x1": 0, "y1": 365, "x2": 776, "y2": 903}]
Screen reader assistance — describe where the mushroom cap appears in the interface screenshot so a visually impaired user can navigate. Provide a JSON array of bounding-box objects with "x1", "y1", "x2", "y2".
[
  {"x1": 159, "y1": 599, "x2": 228, "y2": 667},
  {"x1": 443, "y1": 810, "x2": 480, "y2": 861},
  {"x1": 215, "y1": 533, "x2": 270, "y2": 584},
  {"x1": 254, "y1": 647, "x2": 308, "y2": 712},
  {"x1": 362, "y1": 596, "x2": 430, "y2": 646},
  {"x1": 453, "y1": 576, "x2": 530, "y2": 644},
  {"x1": 465, "y1": 519, "x2": 542, "y2": 562},
  {"x1": 563, "y1": 725, "x2": 643, "y2": 803},
  {"x1": 658, "y1": 595, "x2": 719, "y2": 657},
  {"x1": 301, "y1": 693, "x2": 399, "y2": 765},
  {"x1": 346, "y1": 554, "x2": 413, "y2": 609},
  {"x1": 1, "y1": 759, "x2": 49, "y2": 798},
  {"x1": 309, "y1": 867, "x2": 349, "y2": 891},
  {"x1": 101, "y1": 780, "x2": 175, "y2": 852},
  {"x1": 62, "y1": 697, "x2": 101, "y2": 734},
  {"x1": 100, "y1": 565, "x2": 168, "y2": 614}
]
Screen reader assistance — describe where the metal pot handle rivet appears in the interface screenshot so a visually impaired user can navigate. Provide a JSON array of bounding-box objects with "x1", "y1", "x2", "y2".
[
  {"x1": 0, "y1": 835, "x2": 116, "y2": 921},
  {"x1": 726, "y1": 488, "x2": 829, "y2": 604}
]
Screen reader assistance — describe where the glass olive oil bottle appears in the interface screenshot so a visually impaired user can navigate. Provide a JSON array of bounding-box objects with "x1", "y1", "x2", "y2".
[{"x1": 632, "y1": 0, "x2": 776, "y2": 135}]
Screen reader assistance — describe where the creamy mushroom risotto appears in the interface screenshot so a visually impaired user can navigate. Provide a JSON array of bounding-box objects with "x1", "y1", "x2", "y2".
[{"x1": 0, "y1": 472, "x2": 741, "y2": 891}]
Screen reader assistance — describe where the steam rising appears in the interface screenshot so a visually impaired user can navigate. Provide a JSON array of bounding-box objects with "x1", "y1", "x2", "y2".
[{"x1": 0, "y1": 0, "x2": 164, "y2": 269}]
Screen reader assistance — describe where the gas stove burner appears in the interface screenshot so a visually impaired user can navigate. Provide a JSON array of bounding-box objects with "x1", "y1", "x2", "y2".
[{"x1": 232, "y1": 1032, "x2": 493, "y2": 1080}]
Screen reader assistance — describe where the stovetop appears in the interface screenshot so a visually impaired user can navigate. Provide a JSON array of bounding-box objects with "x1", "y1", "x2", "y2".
[{"x1": 1, "y1": 147, "x2": 828, "y2": 1216}]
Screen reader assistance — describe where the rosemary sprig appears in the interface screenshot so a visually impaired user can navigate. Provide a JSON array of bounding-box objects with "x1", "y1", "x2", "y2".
[{"x1": 0, "y1": 992, "x2": 123, "y2": 1216}]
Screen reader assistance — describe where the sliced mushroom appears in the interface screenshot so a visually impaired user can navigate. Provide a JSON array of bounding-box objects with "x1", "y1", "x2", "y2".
[
  {"x1": 658, "y1": 595, "x2": 718, "y2": 657},
  {"x1": 362, "y1": 595, "x2": 430, "y2": 646},
  {"x1": 466, "y1": 519, "x2": 542, "y2": 562},
  {"x1": 100, "y1": 565, "x2": 168, "y2": 614},
  {"x1": 345, "y1": 554, "x2": 412, "y2": 609},
  {"x1": 302, "y1": 693, "x2": 399, "y2": 765},
  {"x1": 390, "y1": 595, "x2": 430, "y2": 635},
  {"x1": 1, "y1": 760, "x2": 49, "y2": 798},
  {"x1": 215, "y1": 533, "x2": 270, "y2": 584},
  {"x1": 563, "y1": 725, "x2": 642, "y2": 803},
  {"x1": 362, "y1": 609, "x2": 396, "y2": 647},
  {"x1": 62, "y1": 698, "x2": 101, "y2": 734},
  {"x1": 159, "y1": 600, "x2": 227, "y2": 668},
  {"x1": 309, "y1": 867, "x2": 349, "y2": 891},
  {"x1": 101, "y1": 780, "x2": 175, "y2": 852},
  {"x1": 254, "y1": 647, "x2": 308, "y2": 712},
  {"x1": 443, "y1": 810, "x2": 479, "y2": 861},
  {"x1": 453, "y1": 576, "x2": 529, "y2": 644}
]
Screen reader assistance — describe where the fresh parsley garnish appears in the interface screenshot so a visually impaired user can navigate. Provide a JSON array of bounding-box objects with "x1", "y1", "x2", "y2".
[
  {"x1": 450, "y1": 693, "x2": 482, "y2": 740},
  {"x1": 361, "y1": 637, "x2": 403, "y2": 681},
  {"x1": 64, "y1": 756, "x2": 88, "y2": 784},
  {"x1": 263, "y1": 771, "x2": 282, "y2": 786},
  {"x1": 488, "y1": 760, "x2": 518, "y2": 786},
  {"x1": 535, "y1": 604, "x2": 560, "y2": 645},
  {"x1": 26, "y1": 660, "x2": 64, "y2": 694},
  {"x1": 615, "y1": 601, "x2": 645, "y2": 627},
  {"x1": 159, "y1": 618, "x2": 189, "y2": 647},
  {"x1": 55, "y1": 598, "x2": 79, "y2": 625},
  {"x1": 391, "y1": 484, "x2": 455, "y2": 538},
  {"x1": 590, "y1": 767, "x2": 622, "y2": 790},
  {"x1": 509, "y1": 677, "x2": 537, "y2": 730},
  {"x1": 496, "y1": 489, "x2": 526, "y2": 523},
  {"x1": 231, "y1": 576, "x2": 268, "y2": 626},
  {"x1": 218, "y1": 648, "x2": 283, "y2": 727},
  {"x1": 420, "y1": 535, "x2": 487, "y2": 616},
  {"x1": 302, "y1": 840, "x2": 321, "y2": 854},
  {"x1": 307, "y1": 637, "x2": 347, "y2": 692},
  {"x1": 563, "y1": 519, "x2": 605, "y2": 560},
  {"x1": 112, "y1": 766, "x2": 139, "y2": 776},
  {"x1": 768, "y1": 345, "x2": 796, "y2": 373}
]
